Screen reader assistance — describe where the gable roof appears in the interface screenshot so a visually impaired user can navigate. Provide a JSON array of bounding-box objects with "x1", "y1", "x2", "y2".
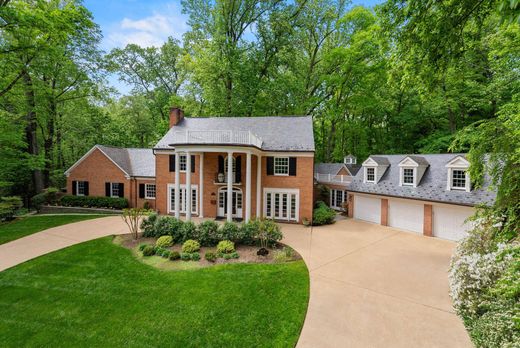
[
  {"x1": 154, "y1": 116, "x2": 315, "y2": 152},
  {"x1": 345, "y1": 164, "x2": 362, "y2": 175},
  {"x1": 65, "y1": 145, "x2": 155, "y2": 178},
  {"x1": 364, "y1": 156, "x2": 390, "y2": 166},
  {"x1": 348, "y1": 154, "x2": 496, "y2": 206},
  {"x1": 315, "y1": 163, "x2": 348, "y2": 176}
]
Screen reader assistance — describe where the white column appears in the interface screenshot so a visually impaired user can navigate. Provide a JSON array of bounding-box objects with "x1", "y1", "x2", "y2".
[
  {"x1": 256, "y1": 154, "x2": 261, "y2": 218},
  {"x1": 245, "y1": 152, "x2": 252, "y2": 222},
  {"x1": 227, "y1": 152, "x2": 233, "y2": 222},
  {"x1": 199, "y1": 152, "x2": 204, "y2": 218},
  {"x1": 174, "y1": 152, "x2": 180, "y2": 219},
  {"x1": 186, "y1": 152, "x2": 192, "y2": 221}
]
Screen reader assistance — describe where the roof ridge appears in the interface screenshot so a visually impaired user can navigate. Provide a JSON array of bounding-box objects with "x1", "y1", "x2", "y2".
[{"x1": 185, "y1": 115, "x2": 311, "y2": 119}]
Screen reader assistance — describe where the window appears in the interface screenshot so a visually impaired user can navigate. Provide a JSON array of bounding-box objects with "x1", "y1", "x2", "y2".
[
  {"x1": 330, "y1": 189, "x2": 346, "y2": 210},
  {"x1": 76, "y1": 181, "x2": 86, "y2": 196},
  {"x1": 264, "y1": 189, "x2": 299, "y2": 221},
  {"x1": 274, "y1": 157, "x2": 289, "y2": 175},
  {"x1": 403, "y1": 168, "x2": 414, "y2": 185},
  {"x1": 366, "y1": 167, "x2": 375, "y2": 182},
  {"x1": 179, "y1": 155, "x2": 187, "y2": 172},
  {"x1": 169, "y1": 185, "x2": 198, "y2": 214},
  {"x1": 452, "y1": 169, "x2": 466, "y2": 189},
  {"x1": 111, "y1": 183, "x2": 120, "y2": 197},
  {"x1": 224, "y1": 156, "x2": 236, "y2": 179},
  {"x1": 145, "y1": 184, "x2": 156, "y2": 199}
]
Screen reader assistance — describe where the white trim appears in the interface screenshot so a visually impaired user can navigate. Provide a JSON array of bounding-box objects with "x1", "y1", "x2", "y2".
[
  {"x1": 167, "y1": 184, "x2": 199, "y2": 215},
  {"x1": 245, "y1": 152, "x2": 252, "y2": 222},
  {"x1": 256, "y1": 154, "x2": 261, "y2": 218},
  {"x1": 273, "y1": 156, "x2": 290, "y2": 176},
  {"x1": 174, "y1": 153, "x2": 180, "y2": 219},
  {"x1": 263, "y1": 187, "x2": 300, "y2": 222},
  {"x1": 110, "y1": 182, "x2": 120, "y2": 198},
  {"x1": 75, "y1": 181, "x2": 86, "y2": 196},
  {"x1": 199, "y1": 153, "x2": 204, "y2": 218},
  {"x1": 186, "y1": 152, "x2": 192, "y2": 220},
  {"x1": 217, "y1": 187, "x2": 243, "y2": 218},
  {"x1": 227, "y1": 151, "x2": 234, "y2": 222},
  {"x1": 364, "y1": 167, "x2": 376, "y2": 183},
  {"x1": 144, "y1": 183, "x2": 156, "y2": 199},
  {"x1": 64, "y1": 145, "x2": 130, "y2": 178},
  {"x1": 163, "y1": 145, "x2": 314, "y2": 158}
]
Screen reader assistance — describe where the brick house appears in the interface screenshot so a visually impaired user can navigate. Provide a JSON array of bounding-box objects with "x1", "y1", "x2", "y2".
[{"x1": 65, "y1": 108, "x2": 315, "y2": 223}]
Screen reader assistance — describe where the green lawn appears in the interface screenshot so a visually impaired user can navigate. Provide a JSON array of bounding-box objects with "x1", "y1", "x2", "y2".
[
  {"x1": 0, "y1": 237, "x2": 310, "y2": 347},
  {"x1": 0, "y1": 215, "x2": 107, "y2": 245}
]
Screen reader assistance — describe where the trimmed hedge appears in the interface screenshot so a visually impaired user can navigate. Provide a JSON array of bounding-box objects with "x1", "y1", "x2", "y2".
[
  {"x1": 312, "y1": 201, "x2": 336, "y2": 226},
  {"x1": 60, "y1": 195, "x2": 128, "y2": 209}
]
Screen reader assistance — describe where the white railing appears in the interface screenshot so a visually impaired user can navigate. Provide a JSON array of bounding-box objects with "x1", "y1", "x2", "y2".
[
  {"x1": 172, "y1": 130, "x2": 263, "y2": 148},
  {"x1": 314, "y1": 173, "x2": 352, "y2": 185}
]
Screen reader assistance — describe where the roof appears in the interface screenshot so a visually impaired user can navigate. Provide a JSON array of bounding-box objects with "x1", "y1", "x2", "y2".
[
  {"x1": 154, "y1": 116, "x2": 315, "y2": 151},
  {"x1": 368, "y1": 156, "x2": 390, "y2": 165},
  {"x1": 65, "y1": 145, "x2": 155, "y2": 177},
  {"x1": 345, "y1": 164, "x2": 362, "y2": 175},
  {"x1": 407, "y1": 155, "x2": 430, "y2": 166},
  {"x1": 315, "y1": 163, "x2": 347, "y2": 176},
  {"x1": 348, "y1": 154, "x2": 496, "y2": 206}
]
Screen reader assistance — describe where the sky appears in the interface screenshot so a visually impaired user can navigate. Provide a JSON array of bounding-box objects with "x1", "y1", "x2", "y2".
[{"x1": 83, "y1": 0, "x2": 383, "y2": 94}]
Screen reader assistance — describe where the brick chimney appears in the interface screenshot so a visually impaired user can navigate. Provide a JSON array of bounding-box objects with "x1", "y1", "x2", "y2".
[{"x1": 169, "y1": 107, "x2": 184, "y2": 128}]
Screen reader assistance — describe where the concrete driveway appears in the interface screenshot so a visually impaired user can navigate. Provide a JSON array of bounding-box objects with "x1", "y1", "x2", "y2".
[{"x1": 282, "y1": 218, "x2": 472, "y2": 348}]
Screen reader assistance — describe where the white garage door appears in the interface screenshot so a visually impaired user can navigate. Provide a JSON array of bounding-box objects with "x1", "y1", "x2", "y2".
[
  {"x1": 433, "y1": 205, "x2": 474, "y2": 241},
  {"x1": 388, "y1": 200, "x2": 424, "y2": 234},
  {"x1": 354, "y1": 195, "x2": 381, "y2": 224}
]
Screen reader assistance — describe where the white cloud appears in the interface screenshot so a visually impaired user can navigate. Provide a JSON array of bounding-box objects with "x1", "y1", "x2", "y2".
[{"x1": 103, "y1": 7, "x2": 189, "y2": 49}]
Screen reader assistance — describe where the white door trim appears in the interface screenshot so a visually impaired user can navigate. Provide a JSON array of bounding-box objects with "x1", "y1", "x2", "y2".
[{"x1": 167, "y1": 184, "x2": 198, "y2": 215}]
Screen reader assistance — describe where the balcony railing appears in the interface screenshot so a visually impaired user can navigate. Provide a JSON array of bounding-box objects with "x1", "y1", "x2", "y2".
[
  {"x1": 171, "y1": 130, "x2": 263, "y2": 148},
  {"x1": 314, "y1": 173, "x2": 352, "y2": 185}
]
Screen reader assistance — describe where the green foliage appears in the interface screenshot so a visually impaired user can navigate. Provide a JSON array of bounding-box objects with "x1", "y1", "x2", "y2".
[
  {"x1": 198, "y1": 220, "x2": 220, "y2": 246},
  {"x1": 138, "y1": 244, "x2": 148, "y2": 252},
  {"x1": 229, "y1": 252, "x2": 239, "y2": 259},
  {"x1": 180, "y1": 221, "x2": 198, "y2": 243},
  {"x1": 191, "y1": 252, "x2": 201, "y2": 261},
  {"x1": 142, "y1": 245, "x2": 155, "y2": 257},
  {"x1": 205, "y1": 252, "x2": 217, "y2": 263},
  {"x1": 255, "y1": 219, "x2": 283, "y2": 248},
  {"x1": 160, "y1": 250, "x2": 171, "y2": 258},
  {"x1": 273, "y1": 250, "x2": 290, "y2": 263},
  {"x1": 140, "y1": 212, "x2": 159, "y2": 237},
  {"x1": 180, "y1": 252, "x2": 191, "y2": 261},
  {"x1": 216, "y1": 240, "x2": 235, "y2": 254},
  {"x1": 218, "y1": 222, "x2": 241, "y2": 242},
  {"x1": 223, "y1": 253, "x2": 233, "y2": 260},
  {"x1": 31, "y1": 188, "x2": 61, "y2": 210},
  {"x1": 143, "y1": 216, "x2": 184, "y2": 239},
  {"x1": 60, "y1": 196, "x2": 128, "y2": 209},
  {"x1": 240, "y1": 219, "x2": 260, "y2": 245},
  {"x1": 182, "y1": 239, "x2": 200, "y2": 253},
  {"x1": 156, "y1": 236, "x2": 173, "y2": 248},
  {"x1": 169, "y1": 251, "x2": 180, "y2": 261},
  {"x1": 312, "y1": 201, "x2": 336, "y2": 226},
  {"x1": 0, "y1": 196, "x2": 23, "y2": 221}
]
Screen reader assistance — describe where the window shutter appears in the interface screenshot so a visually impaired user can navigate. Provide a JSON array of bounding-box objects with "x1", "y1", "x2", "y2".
[
  {"x1": 84, "y1": 182, "x2": 89, "y2": 196},
  {"x1": 72, "y1": 181, "x2": 77, "y2": 195},
  {"x1": 169, "y1": 155, "x2": 175, "y2": 172},
  {"x1": 266, "y1": 157, "x2": 274, "y2": 175},
  {"x1": 218, "y1": 155, "x2": 224, "y2": 173},
  {"x1": 118, "y1": 183, "x2": 124, "y2": 198},
  {"x1": 289, "y1": 157, "x2": 297, "y2": 176},
  {"x1": 235, "y1": 156, "x2": 242, "y2": 183},
  {"x1": 191, "y1": 155, "x2": 195, "y2": 173},
  {"x1": 105, "y1": 182, "x2": 111, "y2": 197},
  {"x1": 139, "y1": 184, "x2": 145, "y2": 199}
]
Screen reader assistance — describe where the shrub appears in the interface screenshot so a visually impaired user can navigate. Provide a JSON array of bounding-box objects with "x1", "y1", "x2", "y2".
[
  {"x1": 273, "y1": 250, "x2": 290, "y2": 263},
  {"x1": 155, "y1": 216, "x2": 184, "y2": 240},
  {"x1": 198, "y1": 220, "x2": 220, "y2": 246},
  {"x1": 161, "y1": 250, "x2": 171, "y2": 258},
  {"x1": 142, "y1": 245, "x2": 155, "y2": 256},
  {"x1": 156, "y1": 235, "x2": 173, "y2": 248},
  {"x1": 138, "y1": 243, "x2": 148, "y2": 251},
  {"x1": 256, "y1": 219, "x2": 283, "y2": 248},
  {"x1": 283, "y1": 246, "x2": 295, "y2": 258},
  {"x1": 0, "y1": 196, "x2": 23, "y2": 221},
  {"x1": 223, "y1": 253, "x2": 232, "y2": 260},
  {"x1": 218, "y1": 222, "x2": 241, "y2": 242},
  {"x1": 191, "y1": 252, "x2": 201, "y2": 261},
  {"x1": 60, "y1": 195, "x2": 128, "y2": 209},
  {"x1": 143, "y1": 201, "x2": 151, "y2": 210},
  {"x1": 182, "y1": 239, "x2": 200, "y2": 253},
  {"x1": 180, "y1": 221, "x2": 198, "y2": 242},
  {"x1": 180, "y1": 252, "x2": 191, "y2": 261},
  {"x1": 31, "y1": 188, "x2": 60, "y2": 210},
  {"x1": 312, "y1": 201, "x2": 336, "y2": 226},
  {"x1": 169, "y1": 251, "x2": 180, "y2": 261},
  {"x1": 229, "y1": 251, "x2": 239, "y2": 259},
  {"x1": 205, "y1": 252, "x2": 217, "y2": 262},
  {"x1": 140, "y1": 212, "x2": 159, "y2": 237},
  {"x1": 240, "y1": 220, "x2": 260, "y2": 245},
  {"x1": 217, "y1": 240, "x2": 235, "y2": 254}
]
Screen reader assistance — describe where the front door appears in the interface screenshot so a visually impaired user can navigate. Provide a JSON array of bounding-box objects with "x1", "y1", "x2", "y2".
[{"x1": 218, "y1": 188, "x2": 243, "y2": 218}]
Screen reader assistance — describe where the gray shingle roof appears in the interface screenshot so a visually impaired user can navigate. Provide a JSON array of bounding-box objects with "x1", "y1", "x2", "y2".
[
  {"x1": 345, "y1": 164, "x2": 362, "y2": 175},
  {"x1": 349, "y1": 154, "x2": 496, "y2": 206},
  {"x1": 154, "y1": 116, "x2": 315, "y2": 151},
  {"x1": 98, "y1": 145, "x2": 155, "y2": 177},
  {"x1": 315, "y1": 163, "x2": 346, "y2": 175},
  {"x1": 369, "y1": 156, "x2": 390, "y2": 165},
  {"x1": 407, "y1": 155, "x2": 430, "y2": 166}
]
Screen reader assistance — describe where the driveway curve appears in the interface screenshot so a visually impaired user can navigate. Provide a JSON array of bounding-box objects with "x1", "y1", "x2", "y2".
[{"x1": 0, "y1": 216, "x2": 471, "y2": 347}]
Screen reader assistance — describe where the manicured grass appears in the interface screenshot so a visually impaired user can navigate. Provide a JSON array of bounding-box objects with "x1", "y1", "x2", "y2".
[
  {"x1": 0, "y1": 215, "x2": 107, "y2": 245},
  {"x1": 0, "y1": 237, "x2": 310, "y2": 347}
]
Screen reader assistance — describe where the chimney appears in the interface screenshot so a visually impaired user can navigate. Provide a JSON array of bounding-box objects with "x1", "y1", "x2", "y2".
[{"x1": 169, "y1": 107, "x2": 184, "y2": 128}]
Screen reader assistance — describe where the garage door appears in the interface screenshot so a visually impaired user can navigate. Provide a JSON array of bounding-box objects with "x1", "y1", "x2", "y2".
[
  {"x1": 353, "y1": 195, "x2": 381, "y2": 224},
  {"x1": 388, "y1": 200, "x2": 424, "y2": 234},
  {"x1": 433, "y1": 205, "x2": 474, "y2": 241}
]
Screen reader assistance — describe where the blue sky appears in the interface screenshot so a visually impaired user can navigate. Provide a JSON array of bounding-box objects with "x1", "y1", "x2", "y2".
[{"x1": 84, "y1": 0, "x2": 383, "y2": 93}]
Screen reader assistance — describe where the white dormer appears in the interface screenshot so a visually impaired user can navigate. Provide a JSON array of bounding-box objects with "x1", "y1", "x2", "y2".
[
  {"x1": 362, "y1": 156, "x2": 389, "y2": 184},
  {"x1": 398, "y1": 156, "x2": 429, "y2": 188},
  {"x1": 445, "y1": 156, "x2": 471, "y2": 192},
  {"x1": 344, "y1": 154, "x2": 357, "y2": 165}
]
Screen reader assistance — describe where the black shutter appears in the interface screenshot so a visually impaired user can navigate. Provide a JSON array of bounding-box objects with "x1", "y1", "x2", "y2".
[
  {"x1": 105, "y1": 182, "x2": 111, "y2": 197},
  {"x1": 235, "y1": 156, "x2": 242, "y2": 183},
  {"x1": 118, "y1": 183, "x2": 124, "y2": 198},
  {"x1": 169, "y1": 155, "x2": 175, "y2": 172},
  {"x1": 218, "y1": 155, "x2": 224, "y2": 173},
  {"x1": 266, "y1": 157, "x2": 274, "y2": 175},
  {"x1": 72, "y1": 181, "x2": 77, "y2": 195},
  {"x1": 191, "y1": 155, "x2": 195, "y2": 173},
  {"x1": 139, "y1": 184, "x2": 145, "y2": 199},
  {"x1": 289, "y1": 157, "x2": 297, "y2": 176},
  {"x1": 84, "y1": 182, "x2": 89, "y2": 196}
]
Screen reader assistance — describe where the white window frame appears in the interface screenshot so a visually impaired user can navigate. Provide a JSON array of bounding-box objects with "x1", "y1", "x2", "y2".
[
  {"x1": 274, "y1": 157, "x2": 289, "y2": 176},
  {"x1": 330, "y1": 189, "x2": 346, "y2": 210},
  {"x1": 263, "y1": 188, "x2": 299, "y2": 222},
  {"x1": 401, "y1": 167, "x2": 415, "y2": 186},
  {"x1": 110, "y1": 182, "x2": 120, "y2": 198},
  {"x1": 76, "y1": 181, "x2": 86, "y2": 196},
  {"x1": 167, "y1": 184, "x2": 198, "y2": 214},
  {"x1": 145, "y1": 183, "x2": 156, "y2": 199},
  {"x1": 450, "y1": 169, "x2": 468, "y2": 191},
  {"x1": 179, "y1": 155, "x2": 187, "y2": 172},
  {"x1": 365, "y1": 167, "x2": 376, "y2": 183}
]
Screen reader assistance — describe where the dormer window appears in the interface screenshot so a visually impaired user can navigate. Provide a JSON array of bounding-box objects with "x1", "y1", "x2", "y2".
[
  {"x1": 451, "y1": 169, "x2": 467, "y2": 190},
  {"x1": 403, "y1": 168, "x2": 414, "y2": 185},
  {"x1": 366, "y1": 167, "x2": 375, "y2": 182},
  {"x1": 445, "y1": 155, "x2": 471, "y2": 192}
]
